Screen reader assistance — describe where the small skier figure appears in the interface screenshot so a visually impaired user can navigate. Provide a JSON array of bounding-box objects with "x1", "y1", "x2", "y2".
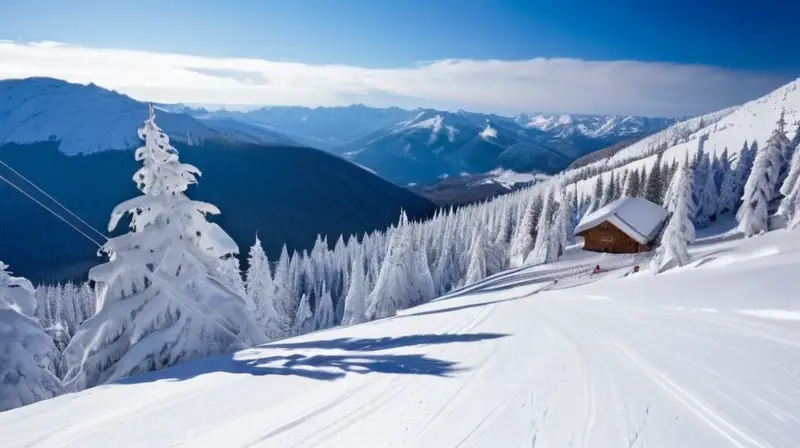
[{"x1": 592, "y1": 264, "x2": 600, "y2": 275}]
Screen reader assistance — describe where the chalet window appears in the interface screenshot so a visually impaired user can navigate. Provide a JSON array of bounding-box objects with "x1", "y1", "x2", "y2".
[{"x1": 600, "y1": 236, "x2": 613, "y2": 243}]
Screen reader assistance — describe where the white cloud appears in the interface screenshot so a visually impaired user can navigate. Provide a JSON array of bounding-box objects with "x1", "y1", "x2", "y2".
[{"x1": 0, "y1": 41, "x2": 788, "y2": 116}]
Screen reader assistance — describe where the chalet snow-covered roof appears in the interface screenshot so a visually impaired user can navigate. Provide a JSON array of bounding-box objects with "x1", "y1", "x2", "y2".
[{"x1": 574, "y1": 196, "x2": 668, "y2": 245}]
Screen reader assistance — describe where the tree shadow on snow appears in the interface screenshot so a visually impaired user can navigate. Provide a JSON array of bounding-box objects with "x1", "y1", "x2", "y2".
[
  {"x1": 116, "y1": 332, "x2": 507, "y2": 386},
  {"x1": 267, "y1": 332, "x2": 507, "y2": 351}
]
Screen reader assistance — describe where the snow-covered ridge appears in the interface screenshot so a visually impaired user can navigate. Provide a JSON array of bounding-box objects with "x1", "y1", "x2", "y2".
[
  {"x1": 0, "y1": 78, "x2": 221, "y2": 155},
  {"x1": 0, "y1": 78, "x2": 297, "y2": 155}
]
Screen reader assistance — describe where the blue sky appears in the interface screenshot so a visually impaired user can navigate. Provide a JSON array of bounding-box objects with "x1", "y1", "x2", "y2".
[
  {"x1": 0, "y1": 0, "x2": 796, "y2": 115},
  {"x1": 2, "y1": 0, "x2": 797, "y2": 70}
]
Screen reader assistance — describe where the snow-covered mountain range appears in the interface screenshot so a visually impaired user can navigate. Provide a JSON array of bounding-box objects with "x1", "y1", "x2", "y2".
[
  {"x1": 0, "y1": 77, "x2": 675, "y2": 186},
  {"x1": 172, "y1": 104, "x2": 677, "y2": 185}
]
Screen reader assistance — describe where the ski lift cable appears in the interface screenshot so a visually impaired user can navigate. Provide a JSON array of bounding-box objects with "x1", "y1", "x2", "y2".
[
  {"x1": 0, "y1": 164, "x2": 251, "y2": 348},
  {"x1": 0, "y1": 157, "x2": 108, "y2": 241},
  {"x1": 0, "y1": 171, "x2": 105, "y2": 248}
]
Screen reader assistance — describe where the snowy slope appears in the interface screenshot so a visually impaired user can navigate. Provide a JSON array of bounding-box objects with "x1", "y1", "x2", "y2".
[
  {"x1": 568, "y1": 79, "x2": 800, "y2": 198},
  {"x1": 0, "y1": 78, "x2": 296, "y2": 154},
  {"x1": 3, "y1": 225, "x2": 799, "y2": 447}
]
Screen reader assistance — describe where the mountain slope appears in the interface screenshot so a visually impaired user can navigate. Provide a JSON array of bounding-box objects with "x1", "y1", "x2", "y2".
[
  {"x1": 0, "y1": 78, "x2": 299, "y2": 154},
  {"x1": 566, "y1": 79, "x2": 800, "y2": 198},
  {"x1": 2, "y1": 224, "x2": 798, "y2": 447},
  {"x1": 331, "y1": 110, "x2": 570, "y2": 185}
]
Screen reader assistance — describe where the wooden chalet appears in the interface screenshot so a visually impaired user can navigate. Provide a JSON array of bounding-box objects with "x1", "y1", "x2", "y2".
[{"x1": 574, "y1": 196, "x2": 668, "y2": 254}]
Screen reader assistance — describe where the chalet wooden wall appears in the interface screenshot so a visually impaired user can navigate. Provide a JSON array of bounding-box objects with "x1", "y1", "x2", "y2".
[{"x1": 578, "y1": 221, "x2": 651, "y2": 254}]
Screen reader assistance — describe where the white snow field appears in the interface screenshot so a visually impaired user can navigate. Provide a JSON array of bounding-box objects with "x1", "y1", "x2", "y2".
[{"x1": 2, "y1": 225, "x2": 800, "y2": 447}]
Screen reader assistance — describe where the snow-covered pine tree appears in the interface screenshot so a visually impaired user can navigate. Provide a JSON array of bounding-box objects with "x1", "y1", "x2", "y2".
[
  {"x1": 638, "y1": 166, "x2": 648, "y2": 197},
  {"x1": 778, "y1": 123, "x2": 800, "y2": 226},
  {"x1": 272, "y1": 244, "x2": 295, "y2": 322},
  {"x1": 600, "y1": 171, "x2": 615, "y2": 207},
  {"x1": 526, "y1": 188, "x2": 556, "y2": 265},
  {"x1": 464, "y1": 230, "x2": 487, "y2": 286},
  {"x1": 590, "y1": 175, "x2": 604, "y2": 212},
  {"x1": 411, "y1": 231, "x2": 436, "y2": 307},
  {"x1": 696, "y1": 157, "x2": 719, "y2": 227},
  {"x1": 644, "y1": 158, "x2": 665, "y2": 205},
  {"x1": 613, "y1": 171, "x2": 625, "y2": 201},
  {"x1": 652, "y1": 164, "x2": 695, "y2": 273},
  {"x1": 62, "y1": 106, "x2": 266, "y2": 390},
  {"x1": 313, "y1": 282, "x2": 334, "y2": 330},
  {"x1": 494, "y1": 204, "x2": 513, "y2": 246},
  {"x1": 0, "y1": 262, "x2": 62, "y2": 412},
  {"x1": 245, "y1": 236, "x2": 289, "y2": 340},
  {"x1": 291, "y1": 294, "x2": 313, "y2": 335},
  {"x1": 509, "y1": 193, "x2": 542, "y2": 267},
  {"x1": 737, "y1": 126, "x2": 784, "y2": 237},
  {"x1": 78, "y1": 282, "x2": 95, "y2": 322},
  {"x1": 551, "y1": 189, "x2": 573, "y2": 258},
  {"x1": 775, "y1": 110, "x2": 794, "y2": 191},
  {"x1": 624, "y1": 168, "x2": 641, "y2": 197},
  {"x1": 341, "y1": 251, "x2": 369, "y2": 326}
]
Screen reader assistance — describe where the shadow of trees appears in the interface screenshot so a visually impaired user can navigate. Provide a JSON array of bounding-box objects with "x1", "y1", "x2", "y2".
[{"x1": 117, "y1": 332, "x2": 507, "y2": 385}]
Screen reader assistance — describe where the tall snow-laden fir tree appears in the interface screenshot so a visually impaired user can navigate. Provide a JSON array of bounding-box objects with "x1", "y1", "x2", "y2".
[
  {"x1": 245, "y1": 236, "x2": 288, "y2": 340},
  {"x1": 613, "y1": 171, "x2": 626, "y2": 201},
  {"x1": 464, "y1": 230, "x2": 487, "y2": 286},
  {"x1": 624, "y1": 168, "x2": 641, "y2": 197},
  {"x1": 551, "y1": 189, "x2": 573, "y2": 258},
  {"x1": 718, "y1": 153, "x2": 739, "y2": 215},
  {"x1": 272, "y1": 244, "x2": 296, "y2": 323},
  {"x1": 291, "y1": 294, "x2": 313, "y2": 335},
  {"x1": 775, "y1": 110, "x2": 794, "y2": 191},
  {"x1": 509, "y1": 193, "x2": 541, "y2": 267},
  {"x1": 778, "y1": 124, "x2": 800, "y2": 227},
  {"x1": 589, "y1": 175, "x2": 604, "y2": 212},
  {"x1": 652, "y1": 164, "x2": 695, "y2": 273},
  {"x1": 644, "y1": 158, "x2": 665, "y2": 205},
  {"x1": 600, "y1": 171, "x2": 615, "y2": 207},
  {"x1": 313, "y1": 282, "x2": 335, "y2": 330},
  {"x1": 696, "y1": 157, "x2": 719, "y2": 227},
  {"x1": 341, "y1": 252, "x2": 368, "y2": 326},
  {"x1": 737, "y1": 126, "x2": 785, "y2": 237},
  {"x1": 366, "y1": 212, "x2": 420, "y2": 320},
  {"x1": 526, "y1": 188, "x2": 556, "y2": 265},
  {"x1": 62, "y1": 106, "x2": 266, "y2": 390},
  {"x1": 0, "y1": 262, "x2": 62, "y2": 412}
]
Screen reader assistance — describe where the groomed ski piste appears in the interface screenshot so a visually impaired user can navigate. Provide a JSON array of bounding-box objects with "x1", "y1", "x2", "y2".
[{"x1": 2, "y1": 220, "x2": 799, "y2": 448}]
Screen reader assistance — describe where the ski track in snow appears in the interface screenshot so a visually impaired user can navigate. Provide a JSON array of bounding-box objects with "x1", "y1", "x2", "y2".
[{"x1": 3, "y1": 232, "x2": 800, "y2": 447}]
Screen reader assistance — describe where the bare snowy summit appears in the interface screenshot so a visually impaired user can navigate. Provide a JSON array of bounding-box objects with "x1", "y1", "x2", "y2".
[{"x1": 0, "y1": 78, "x2": 297, "y2": 155}]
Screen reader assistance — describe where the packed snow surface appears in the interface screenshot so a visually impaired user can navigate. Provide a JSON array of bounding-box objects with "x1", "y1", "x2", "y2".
[
  {"x1": 575, "y1": 196, "x2": 668, "y2": 244},
  {"x1": 2, "y1": 226, "x2": 800, "y2": 447}
]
